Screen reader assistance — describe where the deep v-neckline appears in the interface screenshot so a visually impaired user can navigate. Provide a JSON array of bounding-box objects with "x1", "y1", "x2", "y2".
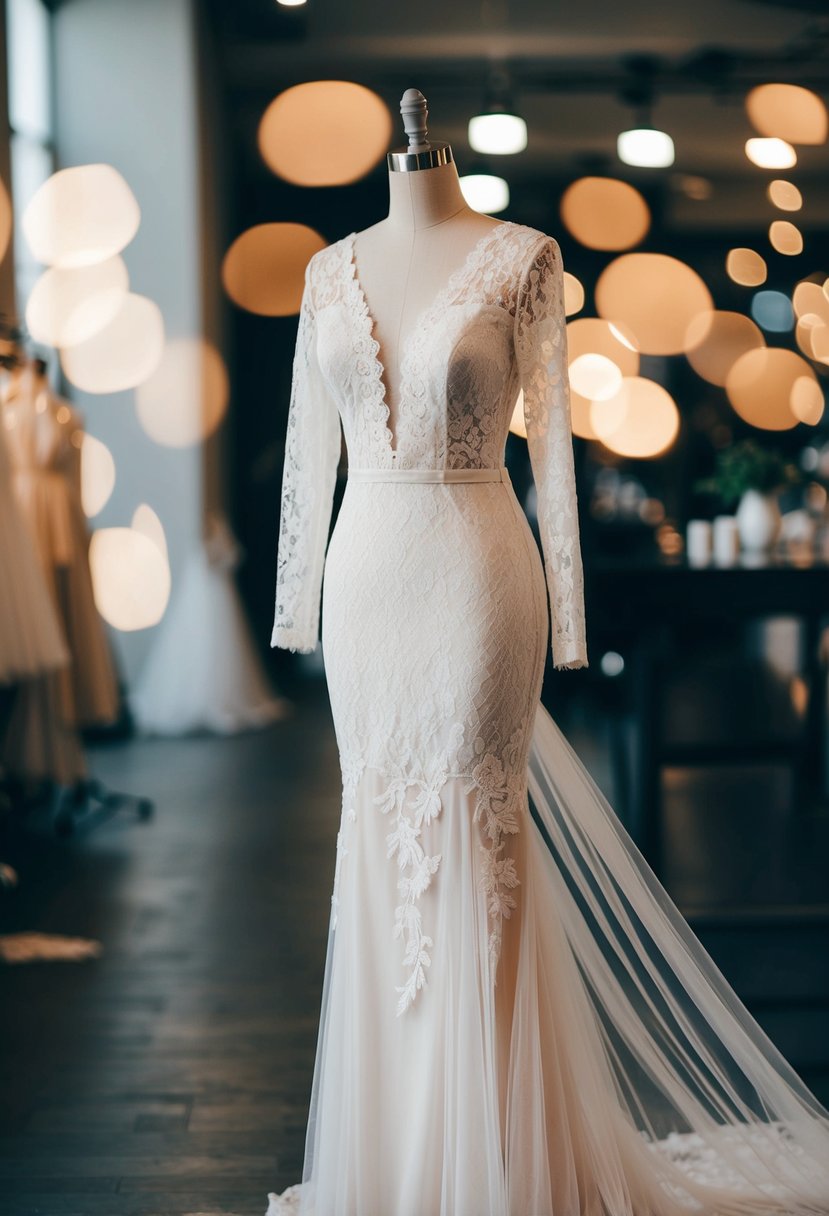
[{"x1": 345, "y1": 220, "x2": 515, "y2": 458}]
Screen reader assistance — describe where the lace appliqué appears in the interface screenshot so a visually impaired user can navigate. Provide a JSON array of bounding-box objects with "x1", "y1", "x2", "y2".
[
  {"x1": 514, "y1": 235, "x2": 588, "y2": 670},
  {"x1": 271, "y1": 257, "x2": 342, "y2": 653},
  {"x1": 340, "y1": 223, "x2": 526, "y2": 471},
  {"x1": 340, "y1": 752, "x2": 364, "y2": 823},
  {"x1": 465, "y1": 726, "x2": 525, "y2": 973},
  {"x1": 332, "y1": 723, "x2": 528, "y2": 1012},
  {"x1": 373, "y1": 723, "x2": 465, "y2": 1016}
]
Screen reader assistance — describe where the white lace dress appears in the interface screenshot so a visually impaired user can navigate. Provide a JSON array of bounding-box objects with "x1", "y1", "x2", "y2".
[{"x1": 269, "y1": 220, "x2": 829, "y2": 1215}]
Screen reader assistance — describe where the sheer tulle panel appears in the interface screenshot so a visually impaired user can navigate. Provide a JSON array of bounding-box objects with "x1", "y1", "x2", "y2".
[
  {"x1": 295, "y1": 768, "x2": 508, "y2": 1216},
  {"x1": 526, "y1": 700, "x2": 829, "y2": 1214}
]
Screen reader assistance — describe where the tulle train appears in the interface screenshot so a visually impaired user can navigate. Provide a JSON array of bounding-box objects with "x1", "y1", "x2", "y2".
[{"x1": 266, "y1": 701, "x2": 829, "y2": 1215}]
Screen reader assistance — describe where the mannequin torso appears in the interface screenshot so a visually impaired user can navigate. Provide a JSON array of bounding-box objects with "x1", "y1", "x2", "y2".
[{"x1": 350, "y1": 161, "x2": 501, "y2": 430}]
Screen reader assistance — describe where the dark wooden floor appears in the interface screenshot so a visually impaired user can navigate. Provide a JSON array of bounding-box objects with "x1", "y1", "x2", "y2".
[
  {"x1": 1, "y1": 678, "x2": 828, "y2": 1215},
  {"x1": 0, "y1": 681, "x2": 341, "y2": 1215}
]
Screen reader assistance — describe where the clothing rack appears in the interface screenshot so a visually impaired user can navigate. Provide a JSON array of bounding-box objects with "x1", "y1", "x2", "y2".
[{"x1": 53, "y1": 776, "x2": 154, "y2": 837}]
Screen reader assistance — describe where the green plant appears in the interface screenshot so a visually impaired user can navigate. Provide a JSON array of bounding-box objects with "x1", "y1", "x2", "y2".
[{"x1": 694, "y1": 439, "x2": 800, "y2": 511}]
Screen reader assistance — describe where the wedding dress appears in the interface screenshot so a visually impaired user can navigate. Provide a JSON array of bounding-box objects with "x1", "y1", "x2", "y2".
[
  {"x1": 131, "y1": 512, "x2": 290, "y2": 735},
  {"x1": 268, "y1": 218, "x2": 829, "y2": 1215}
]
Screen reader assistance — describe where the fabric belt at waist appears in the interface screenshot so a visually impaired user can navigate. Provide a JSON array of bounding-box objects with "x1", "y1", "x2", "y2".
[{"x1": 348, "y1": 466, "x2": 511, "y2": 484}]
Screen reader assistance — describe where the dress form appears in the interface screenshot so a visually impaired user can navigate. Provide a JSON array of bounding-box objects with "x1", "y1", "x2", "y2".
[
  {"x1": 267, "y1": 83, "x2": 829, "y2": 1215},
  {"x1": 350, "y1": 89, "x2": 501, "y2": 440}
]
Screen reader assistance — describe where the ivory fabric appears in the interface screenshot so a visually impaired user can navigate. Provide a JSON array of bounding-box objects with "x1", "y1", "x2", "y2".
[{"x1": 268, "y1": 219, "x2": 829, "y2": 1215}]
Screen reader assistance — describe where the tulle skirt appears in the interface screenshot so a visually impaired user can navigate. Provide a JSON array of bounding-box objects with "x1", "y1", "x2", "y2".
[
  {"x1": 131, "y1": 532, "x2": 289, "y2": 736},
  {"x1": 266, "y1": 700, "x2": 829, "y2": 1216}
]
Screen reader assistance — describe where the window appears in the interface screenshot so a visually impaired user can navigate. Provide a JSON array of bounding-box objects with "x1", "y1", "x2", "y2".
[{"x1": 6, "y1": 0, "x2": 54, "y2": 318}]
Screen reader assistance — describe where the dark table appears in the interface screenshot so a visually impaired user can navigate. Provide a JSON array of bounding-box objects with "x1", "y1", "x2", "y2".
[{"x1": 583, "y1": 549, "x2": 829, "y2": 874}]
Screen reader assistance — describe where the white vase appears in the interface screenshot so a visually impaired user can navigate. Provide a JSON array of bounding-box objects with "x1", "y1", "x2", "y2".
[{"x1": 736, "y1": 489, "x2": 781, "y2": 554}]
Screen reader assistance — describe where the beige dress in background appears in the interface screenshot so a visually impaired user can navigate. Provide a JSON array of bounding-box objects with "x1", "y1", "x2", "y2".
[
  {"x1": 4, "y1": 381, "x2": 120, "y2": 729},
  {"x1": 0, "y1": 417, "x2": 68, "y2": 686}
]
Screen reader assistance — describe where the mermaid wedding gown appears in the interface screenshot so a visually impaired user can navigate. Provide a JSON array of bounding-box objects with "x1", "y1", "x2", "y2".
[{"x1": 269, "y1": 219, "x2": 829, "y2": 1215}]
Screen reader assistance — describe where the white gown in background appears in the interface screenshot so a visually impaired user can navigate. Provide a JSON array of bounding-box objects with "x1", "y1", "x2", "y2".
[
  {"x1": 131, "y1": 512, "x2": 290, "y2": 736},
  {"x1": 269, "y1": 219, "x2": 829, "y2": 1215}
]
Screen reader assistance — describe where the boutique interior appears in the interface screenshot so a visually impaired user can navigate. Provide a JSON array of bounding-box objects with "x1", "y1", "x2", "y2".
[{"x1": 1, "y1": 0, "x2": 828, "y2": 1211}]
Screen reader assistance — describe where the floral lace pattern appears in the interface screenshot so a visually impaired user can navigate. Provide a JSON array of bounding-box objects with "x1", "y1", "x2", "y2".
[
  {"x1": 272, "y1": 219, "x2": 587, "y2": 671},
  {"x1": 331, "y1": 719, "x2": 528, "y2": 1014},
  {"x1": 514, "y1": 236, "x2": 587, "y2": 669},
  {"x1": 465, "y1": 725, "x2": 526, "y2": 974},
  {"x1": 270, "y1": 258, "x2": 342, "y2": 652},
  {"x1": 273, "y1": 218, "x2": 588, "y2": 1012}
]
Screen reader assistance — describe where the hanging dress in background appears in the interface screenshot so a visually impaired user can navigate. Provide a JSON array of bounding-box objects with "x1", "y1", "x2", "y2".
[
  {"x1": 132, "y1": 512, "x2": 291, "y2": 736},
  {"x1": 0, "y1": 415, "x2": 68, "y2": 687},
  {"x1": 4, "y1": 381, "x2": 120, "y2": 729}
]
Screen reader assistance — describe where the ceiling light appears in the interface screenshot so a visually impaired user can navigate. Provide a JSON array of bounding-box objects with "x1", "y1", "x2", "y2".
[
  {"x1": 468, "y1": 65, "x2": 527, "y2": 156},
  {"x1": 617, "y1": 56, "x2": 674, "y2": 168},
  {"x1": 617, "y1": 127, "x2": 674, "y2": 168},
  {"x1": 468, "y1": 112, "x2": 527, "y2": 156}
]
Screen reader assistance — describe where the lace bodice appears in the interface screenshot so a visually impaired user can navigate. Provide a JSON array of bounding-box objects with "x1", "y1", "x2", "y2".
[{"x1": 271, "y1": 219, "x2": 587, "y2": 670}]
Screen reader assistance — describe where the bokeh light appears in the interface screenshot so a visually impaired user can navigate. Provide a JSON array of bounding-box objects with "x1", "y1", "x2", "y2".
[
  {"x1": 22, "y1": 164, "x2": 140, "y2": 268},
  {"x1": 684, "y1": 311, "x2": 766, "y2": 387},
  {"x1": 795, "y1": 315, "x2": 827, "y2": 363},
  {"x1": 617, "y1": 128, "x2": 674, "y2": 168},
  {"x1": 80, "y1": 433, "x2": 115, "y2": 518},
  {"x1": 746, "y1": 84, "x2": 827, "y2": 146},
  {"x1": 563, "y1": 272, "x2": 585, "y2": 316},
  {"x1": 769, "y1": 220, "x2": 803, "y2": 256},
  {"x1": 258, "y1": 81, "x2": 391, "y2": 186},
  {"x1": 468, "y1": 112, "x2": 527, "y2": 155},
  {"x1": 135, "y1": 338, "x2": 229, "y2": 448},
  {"x1": 751, "y1": 290, "x2": 794, "y2": 333},
  {"x1": 131, "y1": 503, "x2": 169, "y2": 563},
  {"x1": 222, "y1": 222, "x2": 326, "y2": 316},
  {"x1": 568, "y1": 317, "x2": 640, "y2": 375},
  {"x1": 794, "y1": 281, "x2": 829, "y2": 324},
  {"x1": 26, "y1": 256, "x2": 129, "y2": 348},
  {"x1": 790, "y1": 376, "x2": 825, "y2": 426},
  {"x1": 560, "y1": 177, "x2": 650, "y2": 251},
  {"x1": 768, "y1": 180, "x2": 802, "y2": 211},
  {"x1": 569, "y1": 353, "x2": 622, "y2": 401},
  {"x1": 459, "y1": 174, "x2": 509, "y2": 213},
  {"x1": 61, "y1": 293, "x2": 165, "y2": 393},
  {"x1": 89, "y1": 527, "x2": 171, "y2": 631},
  {"x1": 590, "y1": 377, "x2": 680, "y2": 458},
  {"x1": 744, "y1": 138, "x2": 796, "y2": 169},
  {"x1": 509, "y1": 392, "x2": 526, "y2": 439},
  {"x1": 726, "y1": 347, "x2": 819, "y2": 430},
  {"x1": 595, "y1": 253, "x2": 712, "y2": 355},
  {"x1": 726, "y1": 248, "x2": 767, "y2": 287}
]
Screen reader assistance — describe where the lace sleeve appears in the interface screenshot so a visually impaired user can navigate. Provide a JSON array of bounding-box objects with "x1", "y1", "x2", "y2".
[
  {"x1": 271, "y1": 257, "x2": 342, "y2": 653},
  {"x1": 514, "y1": 235, "x2": 588, "y2": 670}
]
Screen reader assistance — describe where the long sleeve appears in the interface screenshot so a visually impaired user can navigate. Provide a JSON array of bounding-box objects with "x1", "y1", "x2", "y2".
[
  {"x1": 271, "y1": 258, "x2": 342, "y2": 653},
  {"x1": 514, "y1": 235, "x2": 588, "y2": 670}
]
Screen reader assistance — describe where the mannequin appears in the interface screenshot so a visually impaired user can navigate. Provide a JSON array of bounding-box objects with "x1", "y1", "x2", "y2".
[
  {"x1": 348, "y1": 89, "x2": 502, "y2": 442},
  {"x1": 266, "y1": 86, "x2": 829, "y2": 1214}
]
